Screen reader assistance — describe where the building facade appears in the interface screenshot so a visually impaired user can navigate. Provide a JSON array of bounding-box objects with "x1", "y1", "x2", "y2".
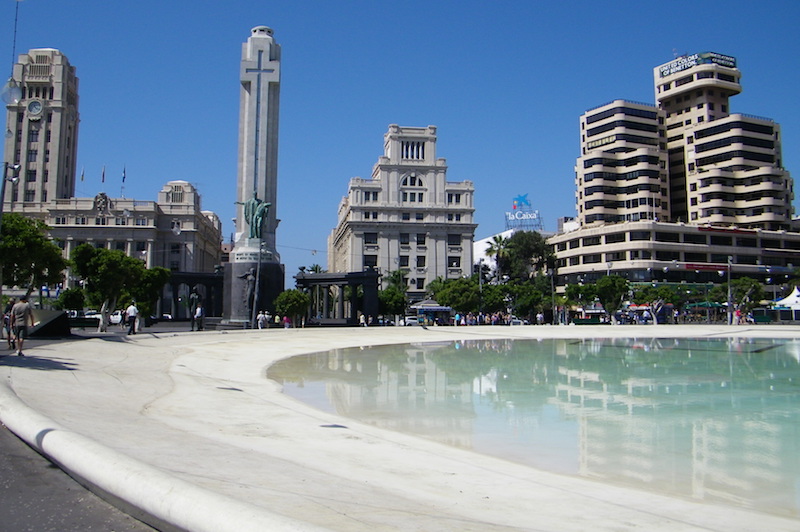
[
  {"x1": 553, "y1": 52, "x2": 798, "y2": 287},
  {"x1": 328, "y1": 125, "x2": 477, "y2": 301},
  {"x1": 2, "y1": 48, "x2": 79, "y2": 204},
  {"x1": 3, "y1": 48, "x2": 223, "y2": 315}
]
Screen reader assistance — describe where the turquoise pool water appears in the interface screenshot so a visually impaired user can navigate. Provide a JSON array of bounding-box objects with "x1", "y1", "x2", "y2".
[{"x1": 267, "y1": 337, "x2": 800, "y2": 517}]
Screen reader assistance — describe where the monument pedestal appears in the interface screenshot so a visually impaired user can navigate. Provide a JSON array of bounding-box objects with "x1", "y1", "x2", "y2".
[{"x1": 223, "y1": 240, "x2": 284, "y2": 325}]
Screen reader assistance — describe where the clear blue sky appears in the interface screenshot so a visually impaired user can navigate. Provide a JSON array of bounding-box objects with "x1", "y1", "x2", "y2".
[{"x1": 4, "y1": 0, "x2": 800, "y2": 287}]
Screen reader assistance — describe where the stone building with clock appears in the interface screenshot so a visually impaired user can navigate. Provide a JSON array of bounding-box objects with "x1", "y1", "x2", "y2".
[
  {"x1": 2, "y1": 47, "x2": 223, "y2": 317},
  {"x1": 328, "y1": 124, "x2": 477, "y2": 302}
]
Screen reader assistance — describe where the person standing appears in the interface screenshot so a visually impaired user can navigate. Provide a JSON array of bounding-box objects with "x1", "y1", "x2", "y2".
[
  {"x1": 3, "y1": 298, "x2": 16, "y2": 350},
  {"x1": 193, "y1": 303, "x2": 204, "y2": 331},
  {"x1": 10, "y1": 295, "x2": 34, "y2": 356},
  {"x1": 126, "y1": 301, "x2": 139, "y2": 335}
]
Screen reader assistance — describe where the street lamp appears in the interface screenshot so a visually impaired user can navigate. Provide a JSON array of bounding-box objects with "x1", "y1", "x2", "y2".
[
  {"x1": 0, "y1": 163, "x2": 22, "y2": 309},
  {"x1": 727, "y1": 255, "x2": 733, "y2": 325}
]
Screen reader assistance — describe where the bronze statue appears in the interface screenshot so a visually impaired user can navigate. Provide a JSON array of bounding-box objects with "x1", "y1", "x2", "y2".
[
  {"x1": 238, "y1": 267, "x2": 257, "y2": 312},
  {"x1": 235, "y1": 194, "x2": 271, "y2": 239}
]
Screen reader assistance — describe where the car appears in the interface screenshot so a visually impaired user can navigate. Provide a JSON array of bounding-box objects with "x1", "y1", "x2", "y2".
[
  {"x1": 109, "y1": 310, "x2": 124, "y2": 325},
  {"x1": 404, "y1": 316, "x2": 421, "y2": 326}
]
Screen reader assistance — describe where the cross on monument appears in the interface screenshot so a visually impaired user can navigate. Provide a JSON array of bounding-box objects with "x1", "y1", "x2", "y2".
[{"x1": 245, "y1": 49, "x2": 275, "y2": 194}]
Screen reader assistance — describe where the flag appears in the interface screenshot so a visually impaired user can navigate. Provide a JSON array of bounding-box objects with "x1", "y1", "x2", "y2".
[
  {"x1": 122, "y1": 166, "x2": 126, "y2": 183},
  {"x1": 101, "y1": 165, "x2": 105, "y2": 183},
  {"x1": 80, "y1": 167, "x2": 84, "y2": 181}
]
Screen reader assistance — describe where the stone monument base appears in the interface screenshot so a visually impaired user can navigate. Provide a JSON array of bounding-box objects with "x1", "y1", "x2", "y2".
[{"x1": 223, "y1": 243, "x2": 285, "y2": 324}]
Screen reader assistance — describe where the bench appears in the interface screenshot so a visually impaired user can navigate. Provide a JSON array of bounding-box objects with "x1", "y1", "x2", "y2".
[{"x1": 573, "y1": 317, "x2": 602, "y2": 325}]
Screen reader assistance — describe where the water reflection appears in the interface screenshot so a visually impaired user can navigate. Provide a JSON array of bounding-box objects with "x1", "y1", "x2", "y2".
[{"x1": 267, "y1": 337, "x2": 800, "y2": 517}]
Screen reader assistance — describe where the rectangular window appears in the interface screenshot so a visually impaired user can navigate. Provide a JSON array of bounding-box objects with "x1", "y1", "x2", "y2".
[
  {"x1": 683, "y1": 233, "x2": 706, "y2": 244},
  {"x1": 415, "y1": 213, "x2": 424, "y2": 220},
  {"x1": 416, "y1": 234, "x2": 426, "y2": 246},
  {"x1": 582, "y1": 236, "x2": 601, "y2": 246},
  {"x1": 448, "y1": 256, "x2": 461, "y2": 268},
  {"x1": 170, "y1": 243, "x2": 181, "y2": 254},
  {"x1": 684, "y1": 252, "x2": 707, "y2": 262},
  {"x1": 54, "y1": 215, "x2": 66, "y2": 225},
  {"x1": 363, "y1": 255, "x2": 377, "y2": 268},
  {"x1": 447, "y1": 193, "x2": 461, "y2": 204},
  {"x1": 415, "y1": 278, "x2": 425, "y2": 289},
  {"x1": 402, "y1": 212, "x2": 410, "y2": 220},
  {"x1": 447, "y1": 234, "x2": 460, "y2": 246},
  {"x1": 115, "y1": 217, "x2": 127, "y2": 225},
  {"x1": 26, "y1": 170, "x2": 36, "y2": 182},
  {"x1": 135, "y1": 218, "x2": 148, "y2": 226},
  {"x1": 75, "y1": 216, "x2": 88, "y2": 225},
  {"x1": 709, "y1": 235, "x2": 732, "y2": 246},
  {"x1": 28, "y1": 129, "x2": 39, "y2": 143},
  {"x1": 416, "y1": 256, "x2": 426, "y2": 268},
  {"x1": 654, "y1": 232, "x2": 680, "y2": 243},
  {"x1": 95, "y1": 217, "x2": 107, "y2": 225},
  {"x1": 629, "y1": 231, "x2": 651, "y2": 241},
  {"x1": 27, "y1": 150, "x2": 37, "y2": 162},
  {"x1": 736, "y1": 237, "x2": 757, "y2": 247},
  {"x1": 400, "y1": 233, "x2": 409, "y2": 245},
  {"x1": 399, "y1": 255, "x2": 409, "y2": 267},
  {"x1": 605, "y1": 233, "x2": 625, "y2": 244},
  {"x1": 364, "y1": 232, "x2": 378, "y2": 245}
]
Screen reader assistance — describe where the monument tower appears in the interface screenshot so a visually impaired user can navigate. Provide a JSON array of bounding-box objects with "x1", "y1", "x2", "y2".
[{"x1": 226, "y1": 26, "x2": 285, "y2": 323}]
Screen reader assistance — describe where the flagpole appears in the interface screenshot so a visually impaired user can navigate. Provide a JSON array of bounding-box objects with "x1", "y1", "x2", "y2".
[{"x1": 121, "y1": 165, "x2": 126, "y2": 198}]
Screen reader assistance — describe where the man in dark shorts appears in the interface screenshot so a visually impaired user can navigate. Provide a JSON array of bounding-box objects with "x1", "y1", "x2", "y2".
[{"x1": 10, "y1": 295, "x2": 34, "y2": 357}]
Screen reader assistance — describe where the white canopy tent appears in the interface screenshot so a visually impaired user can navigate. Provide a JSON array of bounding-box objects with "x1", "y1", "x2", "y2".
[{"x1": 771, "y1": 286, "x2": 800, "y2": 309}]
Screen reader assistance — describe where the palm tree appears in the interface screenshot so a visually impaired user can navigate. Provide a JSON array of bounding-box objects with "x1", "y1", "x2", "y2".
[{"x1": 485, "y1": 235, "x2": 510, "y2": 278}]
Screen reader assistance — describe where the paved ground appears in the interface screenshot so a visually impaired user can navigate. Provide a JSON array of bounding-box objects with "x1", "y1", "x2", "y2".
[
  {"x1": 1, "y1": 323, "x2": 799, "y2": 531},
  {"x1": 0, "y1": 421, "x2": 154, "y2": 531}
]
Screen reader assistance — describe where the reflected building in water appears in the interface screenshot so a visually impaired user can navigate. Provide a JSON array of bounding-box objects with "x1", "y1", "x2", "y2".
[{"x1": 269, "y1": 338, "x2": 800, "y2": 516}]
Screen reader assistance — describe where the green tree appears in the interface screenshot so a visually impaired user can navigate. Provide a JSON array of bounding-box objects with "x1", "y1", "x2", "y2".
[
  {"x1": 565, "y1": 282, "x2": 597, "y2": 309},
  {"x1": 0, "y1": 213, "x2": 68, "y2": 301},
  {"x1": 71, "y1": 244, "x2": 150, "y2": 331},
  {"x1": 596, "y1": 275, "x2": 629, "y2": 322},
  {"x1": 505, "y1": 231, "x2": 554, "y2": 281},
  {"x1": 54, "y1": 287, "x2": 85, "y2": 311},
  {"x1": 508, "y1": 281, "x2": 543, "y2": 319},
  {"x1": 128, "y1": 267, "x2": 172, "y2": 321},
  {"x1": 709, "y1": 277, "x2": 764, "y2": 314},
  {"x1": 379, "y1": 269, "x2": 409, "y2": 319},
  {"x1": 274, "y1": 289, "x2": 310, "y2": 327}
]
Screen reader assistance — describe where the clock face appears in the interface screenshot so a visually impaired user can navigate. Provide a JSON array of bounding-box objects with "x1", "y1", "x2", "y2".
[{"x1": 27, "y1": 100, "x2": 42, "y2": 115}]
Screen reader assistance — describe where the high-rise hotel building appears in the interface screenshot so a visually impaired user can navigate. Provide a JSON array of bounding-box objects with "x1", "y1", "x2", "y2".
[
  {"x1": 328, "y1": 125, "x2": 476, "y2": 301},
  {"x1": 551, "y1": 52, "x2": 798, "y2": 286}
]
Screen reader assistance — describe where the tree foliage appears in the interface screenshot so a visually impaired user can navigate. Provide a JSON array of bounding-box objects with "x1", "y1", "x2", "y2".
[
  {"x1": 708, "y1": 277, "x2": 765, "y2": 312},
  {"x1": 0, "y1": 213, "x2": 68, "y2": 295},
  {"x1": 274, "y1": 289, "x2": 310, "y2": 326},
  {"x1": 71, "y1": 244, "x2": 159, "y2": 331},
  {"x1": 595, "y1": 275, "x2": 629, "y2": 320},
  {"x1": 505, "y1": 231, "x2": 554, "y2": 281},
  {"x1": 54, "y1": 287, "x2": 85, "y2": 311}
]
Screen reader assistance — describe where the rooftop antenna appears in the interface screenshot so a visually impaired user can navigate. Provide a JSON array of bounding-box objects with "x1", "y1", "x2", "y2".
[{"x1": 1, "y1": 0, "x2": 23, "y2": 104}]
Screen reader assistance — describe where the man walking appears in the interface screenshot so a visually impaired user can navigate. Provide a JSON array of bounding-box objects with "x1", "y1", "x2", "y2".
[
  {"x1": 126, "y1": 300, "x2": 139, "y2": 335},
  {"x1": 10, "y1": 295, "x2": 34, "y2": 356}
]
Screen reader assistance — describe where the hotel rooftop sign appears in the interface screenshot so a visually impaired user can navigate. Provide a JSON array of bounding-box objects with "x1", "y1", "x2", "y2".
[{"x1": 659, "y1": 51, "x2": 736, "y2": 77}]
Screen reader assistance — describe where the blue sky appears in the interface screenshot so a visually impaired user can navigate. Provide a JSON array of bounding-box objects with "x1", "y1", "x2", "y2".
[{"x1": 4, "y1": 0, "x2": 800, "y2": 287}]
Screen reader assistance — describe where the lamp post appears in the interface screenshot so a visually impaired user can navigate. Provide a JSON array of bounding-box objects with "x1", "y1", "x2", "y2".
[
  {"x1": 727, "y1": 255, "x2": 733, "y2": 325},
  {"x1": 0, "y1": 162, "x2": 22, "y2": 311},
  {"x1": 548, "y1": 269, "x2": 556, "y2": 325}
]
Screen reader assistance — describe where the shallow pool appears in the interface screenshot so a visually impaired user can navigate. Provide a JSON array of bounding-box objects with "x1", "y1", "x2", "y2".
[{"x1": 267, "y1": 336, "x2": 800, "y2": 517}]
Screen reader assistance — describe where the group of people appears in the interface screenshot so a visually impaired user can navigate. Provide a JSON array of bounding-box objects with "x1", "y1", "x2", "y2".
[{"x1": 2, "y1": 295, "x2": 35, "y2": 357}]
